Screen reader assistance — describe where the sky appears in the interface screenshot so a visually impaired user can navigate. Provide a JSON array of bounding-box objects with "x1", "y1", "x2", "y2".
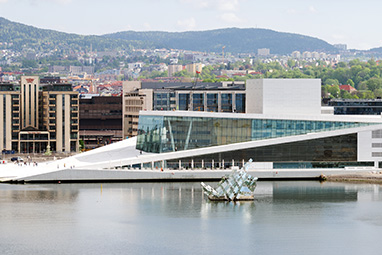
[{"x1": 0, "y1": 0, "x2": 381, "y2": 50}]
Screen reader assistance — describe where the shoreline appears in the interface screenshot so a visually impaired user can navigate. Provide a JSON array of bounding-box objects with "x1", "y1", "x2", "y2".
[{"x1": 325, "y1": 172, "x2": 382, "y2": 184}]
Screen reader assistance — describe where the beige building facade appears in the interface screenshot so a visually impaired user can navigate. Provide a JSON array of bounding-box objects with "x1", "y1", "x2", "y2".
[
  {"x1": 0, "y1": 76, "x2": 79, "y2": 153},
  {"x1": 0, "y1": 85, "x2": 19, "y2": 152},
  {"x1": 122, "y1": 81, "x2": 153, "y2": 138}
]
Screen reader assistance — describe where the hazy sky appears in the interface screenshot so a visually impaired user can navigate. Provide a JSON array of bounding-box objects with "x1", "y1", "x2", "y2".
[{"x1": 0, "y1": 0, "x2": 380, "y2": 50}]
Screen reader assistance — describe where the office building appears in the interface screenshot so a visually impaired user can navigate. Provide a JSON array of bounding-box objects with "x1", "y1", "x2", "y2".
[
  {"x1": 79, "y1": 95, "x2": 122, "y2": 148},
  {"x1": 122, "y1": 81, "x2": 245, "y2": 137},
  {"x1": 329, "y1": 99, "x2": 382, "y2": 115}
]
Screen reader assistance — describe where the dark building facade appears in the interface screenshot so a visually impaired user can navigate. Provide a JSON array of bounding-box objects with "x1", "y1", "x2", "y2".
[
  {"x1": 329, "y1": 99, "x2": 382, "y2": 115},
  {"x1": 79, "y1": 96, "x2": 122, "y2": 149}
]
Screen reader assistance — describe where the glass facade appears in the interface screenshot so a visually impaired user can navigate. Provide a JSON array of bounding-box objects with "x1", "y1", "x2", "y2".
[
  {"x1": 178, "y1": 94, "x2": 190, "y2": 110},
  {"x1": 221, "y1": 94, "x2": 232, "y2": 112},
  {"x1": 206, "y1": 94, "x2": 218, "y2": 112},
  {"x1": 153, "y1": 92, "x2": 170, "y2": 111},
  {"x1": 192, "y1": 93, "x2": 204, "y2": 111},
  {"x1": 330, "y1": 100, "x2": 382, "y2": 115},
  {"x1": 235, "y1": 94, "x2": 245, "y2": 113},
  {"x1": 165, "y1": 134, "x2": 359, "y2": 169},
  {"x1": 136, "y1": 115, "x2": 376, "y2": 153}
]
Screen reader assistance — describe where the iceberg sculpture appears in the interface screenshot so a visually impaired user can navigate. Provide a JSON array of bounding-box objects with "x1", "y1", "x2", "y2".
[{"x1": 201, "y1": 159, "x2": 258, "y2": 201}]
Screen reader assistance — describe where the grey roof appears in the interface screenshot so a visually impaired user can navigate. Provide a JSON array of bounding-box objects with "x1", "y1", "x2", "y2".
[{"x1": 141, "y1": 82, "x2": 245, "y2": 91}]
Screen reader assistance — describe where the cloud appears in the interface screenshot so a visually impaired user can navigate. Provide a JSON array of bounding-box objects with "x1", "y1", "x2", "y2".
[
  {"x1": 309, "y1": 6, "x2": 317, "y2": 13},
  {"x1": 217, "y1": 0, "x2": 240, "y2": 11},
  {"x1": 143, "y1": 22, "x2": 151, "y2": 30},
  {"x1": 331, "y1": 33, "x2": 346, "y2": 41},
  {"x1": 219, "y1": 13, "x2": 243, "y2": 23},
  {"x1": 25, "y1": 0, "x2": 72, "y2": 5},
  {"x1": 177, "y1": 17, "x2": 196, "y2": 30},
  {"x1": 180, "y1": 0, "x2": 240, "y2": 12},
  {"x1": 286, "y1": 8, "x2": 297, "y2": 14},
  {"x1": 0, "y1": 0, "x2": 8, "y2": 3}
]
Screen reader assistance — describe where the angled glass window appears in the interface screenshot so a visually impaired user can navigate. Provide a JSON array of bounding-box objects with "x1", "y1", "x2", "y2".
[{"x1": 136, "y1": 115, "x2": 379, "y2": 153}]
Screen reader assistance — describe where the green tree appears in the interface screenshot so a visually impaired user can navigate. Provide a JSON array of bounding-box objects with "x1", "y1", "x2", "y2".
[
  {"x1": 325, "y1": 79, "x2": 339, "y2": 86},
  {"x1": 366, "y1": 77, "x2": 382, "y2": 91},
  {"x1": 374, "y1": 88, "x2": 382, "y2": 98},
  {"x1": 21, "y1": 59, "x2": 37, "y2": 68},
  {"x1": 346, "y1": 79, "x2": 355, "y2": 87},
  {"x1": 174, "y1": 69, "x2": 192, "y2": 77},
  {"x1": 328, "y1": 85, "x2": 340, "y2": 98},
  {"x1": 287, "y1": 59, "x2": 296, "y2": 68}
]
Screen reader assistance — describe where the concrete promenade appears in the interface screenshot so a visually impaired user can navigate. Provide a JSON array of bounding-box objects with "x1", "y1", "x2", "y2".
[
  {"x1": 1, "y1": 138, "x2": 381, "y2": 183},
  {"x1": 1, "y1": 162, "x2": 380, "y2": 183}
]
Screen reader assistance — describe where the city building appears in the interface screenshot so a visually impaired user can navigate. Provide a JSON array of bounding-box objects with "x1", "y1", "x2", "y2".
[
  {"x1": 291, "y1": 51, "x2": 301, "y2": 59},
  {"x1": 333, "y1": 44, "x2": 347, "y2": 51},
  {"x1": 0, "y1": 81, "x2": 20, "y2": 153},
  {"x1": 302, "y1": 51, "x2": 312, "y2": 59},
  {"x1": 339, "y1": 85, "x2": 357, "y2": 93},
  {"x1": 5, "y1": 78, "x2": 382, "y2": 179},
  {"x1": 0, "y1": 76, "x2": 79, "y2": 153},
  {"x1": 122, "y1": 81, "x2": 246, "y2": 138},
  {"x1": 168, "y1": 65, "x2": 183, "y2": 77},
  {"x1": 130, "y1": 79, "x2": 382, "y2": 169},
  {"x1": 135, "y1": 110, "x2": 382, "y2": 169},
  {"x1": 79, "y1": 95, "x2": 122, "y2": 148},
  {"x1": 258, "y1": 48, "x2": 270, "y2": 56},
  {"x1": 185, "y1": 63, "x2": 203, "y2": 75},
  {"x1": 329, "y1": 99, "x2": 382, "y2": 115}
]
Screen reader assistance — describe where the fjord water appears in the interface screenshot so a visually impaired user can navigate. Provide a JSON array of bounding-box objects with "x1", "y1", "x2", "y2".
[{"x1": 1, "y1": 181, "x2": 382, "y2": 255}]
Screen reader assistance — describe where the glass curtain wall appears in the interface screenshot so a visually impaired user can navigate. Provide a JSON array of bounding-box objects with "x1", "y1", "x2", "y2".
[
  {"x1": 136, "y1": 115, "x2": 376, "y2": 153},
  {"x1": 178, "y1": 94, "x2": 190, "y2": 110},
  {"x1": 192, "y1": 94, "x2": 204, "y2": 111},
  {"x1": 206, "y1": 94, "x2": 218, "y2": 112},
  {"x1": 235, "y1": 94, "x2": 245, "y2": 113},
  {"x1": 221, "y1": 94, "x2": 232, "y2": 112}
]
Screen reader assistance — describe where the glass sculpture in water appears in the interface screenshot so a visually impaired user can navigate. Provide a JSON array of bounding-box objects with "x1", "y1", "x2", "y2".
[{"x1": 201, "y1": 159, "x2": 258, "y2": 201}]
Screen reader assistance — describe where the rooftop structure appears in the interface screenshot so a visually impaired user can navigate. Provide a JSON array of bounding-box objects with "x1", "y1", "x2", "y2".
[{"x1": 246, "y1": 79, "x2": 321, "y2": 115}]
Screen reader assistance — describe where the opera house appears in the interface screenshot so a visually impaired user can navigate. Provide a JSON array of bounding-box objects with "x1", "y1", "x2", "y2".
[{"x1": 2, "y1": 79, "x2": 382, "y2": 182}]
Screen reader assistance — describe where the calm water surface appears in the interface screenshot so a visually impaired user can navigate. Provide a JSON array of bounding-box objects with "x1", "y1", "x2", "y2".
[{"x1": 1, "y1": 181, "x2": 382, "y2": 255}]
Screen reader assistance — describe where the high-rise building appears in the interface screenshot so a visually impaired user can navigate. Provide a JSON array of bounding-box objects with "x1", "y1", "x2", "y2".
[
  {"x1": 0, "y1": 76, "x2": 79, "y2": 153},
  {"x1": 0, "y1": 82, "x2": 20, "y2": 152},
  {"x1": 168, "y1": 65, "x2": 183, "y2": 77}
]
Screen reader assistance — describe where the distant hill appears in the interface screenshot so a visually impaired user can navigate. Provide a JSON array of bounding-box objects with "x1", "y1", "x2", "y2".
[
  {"x1": 368, "y1": 46, "x2": 382, "y2": 53},
  {"x1": 0, "y1": 17, "x2": 337, "y2": 55},
  {"x1": 103, "y1": 28, "x2": 338, "y2": 55},
  {"x1": 0, "y1": 17, "x2": 140, "y2": 52}
]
